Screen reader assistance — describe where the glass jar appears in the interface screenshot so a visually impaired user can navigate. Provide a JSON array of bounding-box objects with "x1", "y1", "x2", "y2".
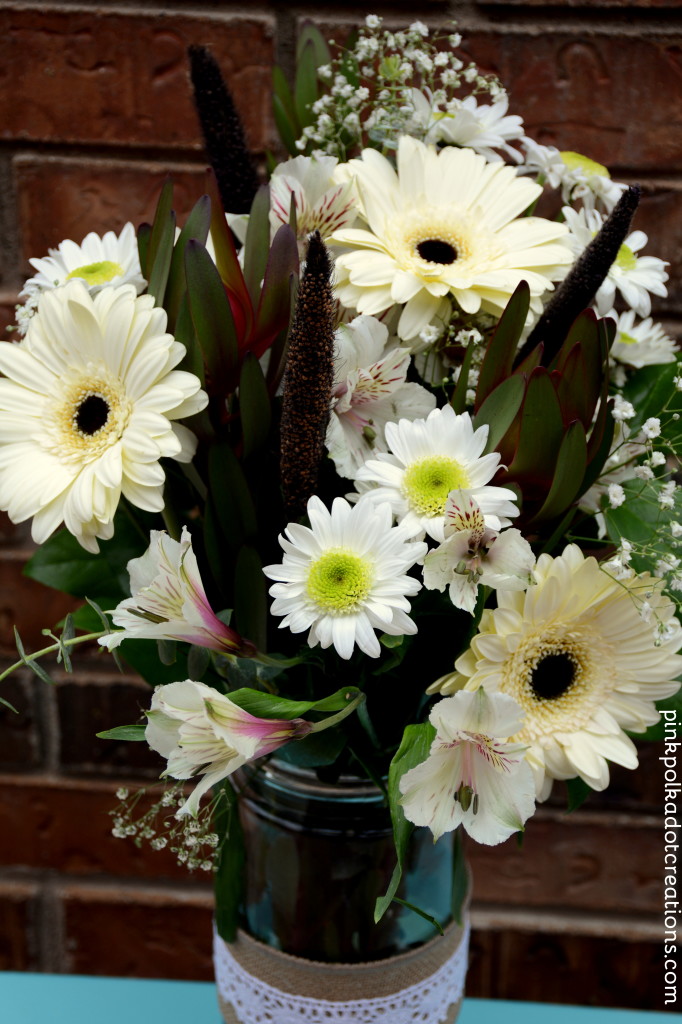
[{"x1": 232, "y1": 757, "x2": 455, "y2": 962}]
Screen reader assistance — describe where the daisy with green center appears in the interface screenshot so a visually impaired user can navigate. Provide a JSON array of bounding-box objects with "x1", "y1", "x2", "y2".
[
  {"x1": 0, "y1": 280, "x2": 207, "y2": 552},
  {"x1": 428, "y1": 544, "x2": 682, "y2": 800},
  {"x1": 605, "y1": 308, "x2": 677, "y2": 369},
  {"x1": 20, "y1": 223, "x2": 146, "y2": 313},
  {"x1": 353, "y1": 404, "x2": 519, "y2": 542},
  {"x1": 263, "y1": 495, "x2": 427, "y2": 660},
  {"x1": 327, "y1": 314, "x2": 436, "y2": 479},
  {"x1": 562, "y1": 206, "x2": 668, "y2": 318},
  {"x1": 399, "y1": 688, "x2": 536, "y2": 844},
  {"x1": 519, "y1": 139, "x2": 626, "y2": 211},
  {"x1": 329, "y1": 136, "x2": 571, "y2": 343}
]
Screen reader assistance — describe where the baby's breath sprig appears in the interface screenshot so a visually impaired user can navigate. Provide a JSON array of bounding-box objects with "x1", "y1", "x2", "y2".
[
  {"x1": 110, "y1": 782, "x2": 223, "y2": 873},
  {"x1": 298, "y1": 16, "x2": 505, "y2": 160}
]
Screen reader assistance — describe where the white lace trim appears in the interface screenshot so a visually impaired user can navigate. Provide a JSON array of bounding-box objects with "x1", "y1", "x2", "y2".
[{"x1": 214, "y1": 922, "x2": 470, "y2": 1024}]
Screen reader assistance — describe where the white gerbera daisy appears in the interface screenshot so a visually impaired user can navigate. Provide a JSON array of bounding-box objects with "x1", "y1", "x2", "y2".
[
  {"x1": 327, "y1": 314, "x2": 436, "y2": 478},
  {"x1": 353, "y1": 404, "x2": 519, "y2": 542},
  {"x1": 429, "y1": 544, "x2": 682, "y2": 799},
  {"x1": 330, "y1": 136, "x2": 571, "y2": 342},
  {"x1": 562, "y1": 206, "x2": 669, "y2": 318},
  {"x1": 606, "y1": 308, "x2": 677, "y2": 368},
  {"x1": 21, "y1": 222, "x2": 146, "y2": 302},
  {"x1": 0, "y1": 281, "x2": 207, "y2": 552},
  {"x1": 400, "y1": 688, "x2": 536, "y2": 844},
  {"x1": 413, "y1": 91, "x2": 526, "y2": 163},
  {"x1": 519, "y1": 140, "x2": 626, "y2": 212},
  {"x1": 263, "y1": 495, "x2": 427, "y2": 660}
]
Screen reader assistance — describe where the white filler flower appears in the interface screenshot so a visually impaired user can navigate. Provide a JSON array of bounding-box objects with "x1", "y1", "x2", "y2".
[
  {"x1": 430, "y1": 544, "x2": 682, "y2": 800},
  {"x1": 354, "y1": 404, "x2": 519, "y2": 542},
  {"x1": 263, "y1": 495, "x2": 427, "y2": 660},
  {"x1": 0, "y1": 281, "x2": 207, "y2": 552},
  {"x1": 330, "y1": 136, "x2": 570, "y2": 341},
  {"x1": 400, "y1": 688, "x2": 536, "y2": 844},
  {"x1": 21, "y1": 222, "x2": 146, "y2": 300}
]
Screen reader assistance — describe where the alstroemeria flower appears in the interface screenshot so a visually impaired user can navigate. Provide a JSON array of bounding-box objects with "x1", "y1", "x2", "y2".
[
  {"x1": 99, "y1": 527, "x2": 256, "y2": 657},
  {"x1": 423, "y1": 491, "x2": 535, "y2": 612},
  {"x1": 145, "y1": 680, "x2": 311, "y2": 816},
  {"x1": 399, "y1": 688, "x2": 536, "y2": 844}
]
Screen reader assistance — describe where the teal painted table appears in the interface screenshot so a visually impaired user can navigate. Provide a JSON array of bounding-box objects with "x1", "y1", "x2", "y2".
[{"x1": 1, "y1": 973, "x2": 677, "y2": 1023}]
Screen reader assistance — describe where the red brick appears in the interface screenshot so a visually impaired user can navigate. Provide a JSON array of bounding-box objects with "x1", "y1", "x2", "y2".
[
  {"x1": 0, "y1": 549, "x2": 79, "y2": 652},
  {"x1": 468, "y1": 807, "x2": 661, "y2": 914},
  {"x1": 0, "y1": 673, "x2": 44, "y2": 770},
  {"x1": 479, "y1": 0, "x2": 679, "y2": 6},
  {"x1": 461, "y1": 30, "x2": 682, "y2": 173},
  {"x1": 0, "y1": 879, "x2": 39, "y2": 971},
  {"x1": 0, "y1": 774, "x2": 195, "y2": 881},
  {"x1": 55, "y1": 670, "x2": 163, "y2": 776},
  {"x1": 60, "y1": 881, "x2": 213, "y2": 978},
  {"x1": 0, "y1": 8, "x2": 275, "y2": 153},
  {"x1": 15, "y1": 155, "x2": 211, "y2": 273}
]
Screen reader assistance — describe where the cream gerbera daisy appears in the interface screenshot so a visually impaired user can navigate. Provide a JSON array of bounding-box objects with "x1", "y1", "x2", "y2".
[
  {"x1": 562, "y1": 206, "x2": 668, "y2": 318},
  {"x1": 606, "y1": 308, "x2": 677, "y2": 368},
  {"x1": 429, "y1": 544, "x2": 682, "y2": 799},
  {"x1": 330, "y1": 136, "x2": 571, "y2": 342},
  {"x1": 353, "y1": 404, "x2": 519, "y2": 542},
  {"x1": 263, "y1": 495, "x2": 427, "y2": 660},
  {"x1": 21, "y1": 222, "x2": 146, "y2": 301},
  {"x1": 0, "y1": 281, "x2": 207, "y2": 552}
]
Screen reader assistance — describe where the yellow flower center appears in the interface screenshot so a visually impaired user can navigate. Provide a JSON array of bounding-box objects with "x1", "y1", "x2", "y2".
[
  {"x1": 44, "y1": 371, "x2": 132, "y2": 464},
  {"x1": 386, "y1": 207, "x2": 492, "y2": 279},
  {"x1": 559, "y1": 151, "x2": 610, "y2": 179},
  {"x1": 307, "y1": 550, "x2": 372, "y2": 612},
  {"x1": 66, "y1": 260, "x2": 124, "y2": 286},
  {"x1": 615, "y1": 244, "x2": 637, "y2": 272},
  {"x1": 618, "y1": 330, "x2": 638, "y2": 346},
  {"x1": 403, "y1": 456, "x2": 470, "y2": 517}
]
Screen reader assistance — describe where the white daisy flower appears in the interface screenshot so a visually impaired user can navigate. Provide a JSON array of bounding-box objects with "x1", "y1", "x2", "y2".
[
  {"x1": 326, "y1": 315, "x2": 436, "y2": 479},
  {"x1": 0, "y1": 281, "x2": 207, "y2": 552},
  {"x1": 606, "y1": 308, "x2": 677, "y2": 368},
  {"x1": 430, "y1": 544, "x2": 682, "y2": 800},
  {"x1": 399, "y1": 688, "x2": 536, "y2": 845},
  {"x1": 519, "y1": 140, "x2": 626, "y2": 212},
  {"x1": 330, "y1": 136, "x2": 571, "y2": 343},
  {"x1": 353, "y1": 404, "x2": 519, "y2": 543},
  {"x1": 423, "y1": 491, "x2": 535, "y2": 613},
  {"x1": 21, "y1": 222, "x2": 146, "y2": 302},
  {"x1": 412, "y1": 91, "x2": 526, "y2": 163},
  {"x1": 263, "y1": 495, "x2": 427, "y2": 660},
  {"x1": 562, "y1": 206, "x2": 669, "y2": 318}
]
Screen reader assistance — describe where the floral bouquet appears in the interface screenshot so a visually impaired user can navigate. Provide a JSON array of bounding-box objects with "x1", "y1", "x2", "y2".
[{"x1": 1, "y1": 15, "x2": 680, "y2": 1020}]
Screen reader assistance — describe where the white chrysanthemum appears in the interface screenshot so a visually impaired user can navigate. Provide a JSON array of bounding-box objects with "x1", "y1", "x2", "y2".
[
  {"x1": 0, "y1": 281, "x2": 207, "y2": 552},
  {"x1": 606, "y1": 308, "x2": 677, "y2": 368},
  {"x1": 330, "y1": 136, "x2": 571, "y2": 342},
  {"x1": 519, "y1": 140, "x2": 626, "y2": 212},
  {"x1": 413, "y1": 91, "x2": 526, "y2": 163},
  {"x1": 562, "y1": 206, "x2": 668, "y2": 318},
  {"x1": 400, "y1": 688, "x2": 536, "y2": 845},
  {"x1": 263, "y1": 495, "x2": 427, "y2": 660},
  {"x1": 327, "y1": 314, "x2": 436, "y2": 478},
  {"x1": 353, "y1": 405, "x2": 519, "y2": 542},
  {"x1": 21, "y1": 222, "x2": 146, "y2": 301},
  {"x1": 429, "y1": 544, "x2": 682, "y2": 799}
]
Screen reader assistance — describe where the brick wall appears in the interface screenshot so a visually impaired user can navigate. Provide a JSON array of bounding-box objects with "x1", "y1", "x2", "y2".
[{"x1": 0, "y1": 0, "x2": 679, "y2": 1012}]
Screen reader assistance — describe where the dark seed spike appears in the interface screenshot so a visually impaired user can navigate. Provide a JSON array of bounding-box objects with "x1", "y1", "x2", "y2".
[
  {"x1": 515, "y1": 184, "x2": 641, "y2": 368},
  {"x1": 280, "y1": 232, "x2": 336, "y2": 520},
  {"x1": 187, "y1": 45, "x2": 260, "y2": 215}
]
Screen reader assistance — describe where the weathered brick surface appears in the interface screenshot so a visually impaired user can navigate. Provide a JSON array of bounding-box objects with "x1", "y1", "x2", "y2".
[
  {"x1": 0, "y1": 8, "x2": 275, "y2": 153},
  {"x1": 15, "y1": 155, "x2": 211, "y2": 275},
  {"x1": 0, "y1": 880, "x2": 40, "y2": 971},
  {"x1": 0, "y1": 674, "x2": 43, "y2": 770},
  {"x1": 0, "y1": 550, "x2": 79, "y2": 651},
  {"x1": 60, "y1": 882, "x2": 213, "y2": 978}
]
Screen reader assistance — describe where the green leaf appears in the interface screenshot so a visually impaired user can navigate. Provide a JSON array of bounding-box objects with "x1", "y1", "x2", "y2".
[
  {"x1": 375, "y1": 721, "x2": 436, "y2": 923},
  {"x1": 228, "y1": 685, "x2": 363, "y2": 721},
  {"x1": 243, "y1": 186, "x2": 272, "y2": 308},
  {"x1": 473, "y1": 374, "x2": 525, "y2": 454},
  {"x1": 506, "y1": 367, "x2": 564, "y2": 483},
  {"x1": 273, "y1": 93, "x2": 300, "y2": 156},
  {"x1": 252, "y1": 224, "x2": 298, "y2": 360},
  {"x1": 239, "y1": 352, "x2": 272, "y2": 459},
  {"x1": 449, "y1": 340, "x2": 475, "y2": 415},
  {"x1": 137, "y1": 223, "x2": 152, "y2": 279},
  {"x1": 476, "y1": 281, "x2": 529, "y2": 404},
  {"x1": 234, "y1": 544, "x2": 267, "y2": 653},
  {"x1": 0, "y1": 696, "x2": 18, "y2": 713},
  {"x1": 116, "y1": 637, "x2": 188, "y2": 687},
  {"x1": 389, "y1": 897, "x2": 444, "y2": 935},
  {"x1": 164, "y1": 194, "x2": 212, "y2": 331},
  {"x1": 530, "y1": 420, "x2": 587, "y2": 524},
  {"x1": 96, "y1": 724, "x2": 147, "y2": 742},
  {"x1": 187, "y1": 644, "x2": 212, "y2": 681},
  {"x1": 275, "y1": 726, "x2": 347, "y2": 768},
  {"x1": 185, "y1": 240, "x2": 238, "y2": 388},
  {"x1": 146, "y1": 178, "x2": 177, "y2": 306},
  {"x1": 14, "y1": 626, "x2": 54, "y2": 685},
  {"x1": 213, "y1": 780, "x2": 245, "y2": 943},
  {"x1": 624, "y1": 357, "x2": 682, "y2": 448},
  {"x1": 294, "y1": 37, "x2": 319, "y2": 126},
  {"x1": 566, "y1": 776, "x2": 592, "y2": 812}
]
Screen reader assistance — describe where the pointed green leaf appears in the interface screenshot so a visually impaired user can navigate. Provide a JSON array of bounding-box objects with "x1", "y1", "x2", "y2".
[
  {"x1": 294, "y1": 37, "x2": 319, "y2": 126},
  {"x1": 234, "y1": 544, "x2": 267, "y2": 653},
  {"x1": 165, "y1": 194, "x2": 212, "y2": 331},
  {"x1": 450, "y1": 341, "x2": 475, "y2": 415},
  {"x1": 209, "y1": 185, "x2": 255, "y2": 340},
  {"x1": 228, "y1": 685, "x2": 363, "y2": 721},
  {"x1": 239, "y1": 352, "x2": 272, "y2": 459},
  {"x1": 273, "y1": 94, "x2": 300, "y2": 156},
  {"x1": 473, "y1": 374, "x2": 525, "y2": 453},
  {"x1": 185, "y1": 239, "x2": 238, "y2": 388},
  {"x1": 297, "y1": 23, "x2": 331, "y2": 69},
  {"x1": 530, "y1": 420, "x2": 588, "y2": 524},
  {"x1": 253, "y1": 224, "x2": 299, "y2": 359},
  {"x1": 96, "y1": 724, "x2": 147, "y2": 742},
  {"x1": 506, "y1": 368, "x2": 564, "y2": 484},
  {"x1": 146, "y1": 178, "x2": 176, "y2": 305},
  {"x1": 243, "y1": 185, "x2": 272, "y2": 307},
  {"x1": 476, "y1": 281, "x2": 529, "y2": 405},
  {"x1": 137, "y1": 223, "x2": 151, "y2": 279},
  {"x1": 273, "y1": 65, "x2": 298, "y2": 127}
]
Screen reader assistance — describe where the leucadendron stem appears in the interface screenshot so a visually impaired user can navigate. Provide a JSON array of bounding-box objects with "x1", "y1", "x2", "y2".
[{"x1": 307, "y1": 691, "x2": 366, "y2": 734}]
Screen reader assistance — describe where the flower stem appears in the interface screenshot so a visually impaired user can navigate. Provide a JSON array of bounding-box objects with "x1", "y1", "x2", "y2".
[
  {"x1": 0, "y1": 631, "x2": 108, "y2": 686},
  {"x1": 308, "y1": 691, "x2": 366, "y2": 733}
]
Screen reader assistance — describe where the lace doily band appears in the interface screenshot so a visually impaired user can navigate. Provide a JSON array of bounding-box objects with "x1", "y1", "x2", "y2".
[{"x1": 214, "y1": 916, "x2": 470, "y2": 1024}]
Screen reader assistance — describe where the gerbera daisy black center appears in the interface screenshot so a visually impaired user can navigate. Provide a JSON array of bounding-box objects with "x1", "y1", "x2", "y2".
[
  {"x1": 416, "y1": 239, "x2": 458, "y2": 265},
  {"x1": 75, "y1": 394, "x2": 110, "y2": 435},
  {"x1": 530, "y1": 651, "x2": 576, "y2": 701}
]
